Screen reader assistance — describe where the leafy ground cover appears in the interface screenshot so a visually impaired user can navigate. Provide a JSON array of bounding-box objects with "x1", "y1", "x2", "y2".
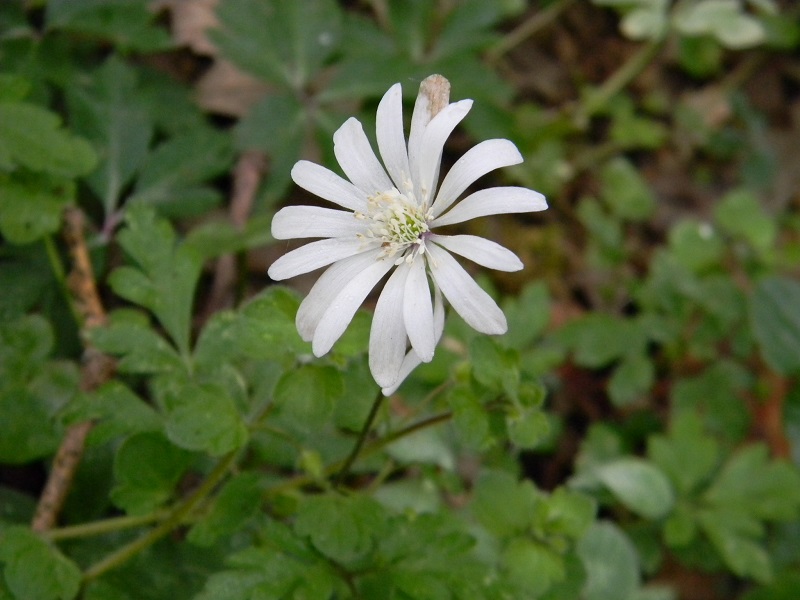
[{"x1": 1, "y1": 1, "x2": 800, "y2": 599}]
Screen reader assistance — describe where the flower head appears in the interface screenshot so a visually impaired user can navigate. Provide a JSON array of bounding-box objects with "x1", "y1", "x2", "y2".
[{"x1": 268, "y1": 75, "x2": 547, "y2": 394}]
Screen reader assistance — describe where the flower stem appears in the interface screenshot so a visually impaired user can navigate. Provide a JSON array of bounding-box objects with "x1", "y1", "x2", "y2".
[
  {"x1": 81, "y1": 450, "x2": 238, "y2": 583},
  {"x1": 334, "y1": 390, "x2": 384, "y2": 487}
]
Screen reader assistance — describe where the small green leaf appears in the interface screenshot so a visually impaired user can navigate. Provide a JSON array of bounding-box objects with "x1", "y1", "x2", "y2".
[
  {"x1": 714, "y1": 189, "x2": 776, "y2": 253},
  {"x1": 507, "y1": 407, "x2": 550, "y2": 449},
  {"x1": 0, "y1": 526, "x2": 81, "y2": 600},
  {"x1": 750, "y1": 277, "x2": 800, "y2": 375},
  {"x1": 0, "y1": 102, "x2": 97, "y2": 177},
  {"x1": 668, "y1": 219, "x2": 724, "y2": 273},
  {"x1": 502, "y1": 538, "x2": 565, "y2": 596},
  {"x1": 89, "y1": 318, "x2": 183, "y2": 374},
  {"x1": 674, "y1": 0, "x2": 765, "y2": 49},
  {"x1": 110, "y1": 432, "x2": 193, "y2": 515},
  {"x1": 600, "y1": 157, "x2": 656, "y2": 221},
  {"x1": 700, "y1": 511, "x2": 773, "y2": 583},
  {"x1": 448, "y1": 384, "x2": 492, "y2": 449},
  {"x1": 543, "y1": 488, "x2": 598, "y2": 540},
  {"x1": 596, "y1": 458, "x2": 675, "y2": 519},
  {"x1": 470, "y1": 336, "x2": 519, "y2": 398}
]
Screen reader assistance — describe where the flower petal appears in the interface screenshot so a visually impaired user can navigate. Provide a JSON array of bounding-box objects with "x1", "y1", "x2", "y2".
[
  {"x1": 426, "y1": 243, "x2": 506, "y2": 334},
  {"x1": 333, "y1": 117, "x2": 394, "y2": 196},
  {"x1": 403, "y1": 257, "x2": 435, "y2": 362},
  {"x1": 415, "y1": 99, "x2": 473, "y2": 205},
  {"x1": 312, "y1": 257, "x2": 395, "y2": 356},
  {"x1": 272, "y1": 205, "x2": 363, "y2": 240},
  {"x1": 382, "y1": 284, "x2": 444, "y2": 396},
  {"x1": 431, "y1": 139, "x2": 522, "y2": 218},
  {"x1": 291, "y1": 160, "x2": 368, "y2": 212},
  {"x1": 268, "y1": 238, "x2": 372, "y2": 281},
  {"x1": 296, "y1": 251, "x2": 380, "y2": 341},
  {"x1": 428, "y1": 234, "x2": 523, "y2": 272},
  {"x1": 376, "y1": 83, "x2": 412, "y2": 193},
  {"x1": 369, "y1": 262, "x2": 410, "y2": 388},
  {"x1": 431, "y1": 186, "x2": 547, "y2": 228}
]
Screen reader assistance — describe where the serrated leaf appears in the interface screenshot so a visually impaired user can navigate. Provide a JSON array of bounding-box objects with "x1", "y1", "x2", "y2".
[
  {"x1": 110, "y1": 206, "x2": 202, "y2": 355},
  {"x1": 67, "y1": 56, "x2": 153, "y2": 216},
  {"x1": 559, "y1": 313, "x2": 647, "y2": 368},
  {"x1": 503, "y1": 538, "x2": 565, "y2": 596},
  {"x1": 89, "y1": 319, "x2": 184, "y2": 374},
  {"x1": 0, "y1": 177, "x2": 74, "y2": 244},
  {"x1": 647, "y1": 412, "x2": 719, "y2": 495},
  {"x1": 0, "y1": 526, "x2": 81, "y2": 600},
  {"x1": 471, "y1": 470, "x2": 538, "y2": 536},
  {"x1": 507, "y1": 407, "x2": 550, "y2": 449},
  {"x1": 703, "y1": 444, "x2": 800, "y2": 521},
  {"x1": 0, "y1": 102, "x2": 97, "y2": 177},
  {"x1": 272, "y1": 365, "x2": 342, "y2": 432},
  {"x1": 596, "y1": 458, "x2": 675, "y2": 519},
  {"x1": 163, "y1": 381, "x2": 248, "y2": 456},
  {"x1": 211, "y1": 0, "x2": 342, "y2": 87},
  {"x1": 45, "y1": 0, "x2": 172, "y2": 52},
  {"x1": 188, "y1": 472, "x2": 263, "y2": 546},
  {"x1": 750, "y1": 277, "x2": 800, "y2": 375},
  {"x1": 543, "y1": 488, "x2": 598, "y2": 539},
  {"x1": 448, "y1": 384, "x2": 492, "y2": 449},
  {"x1": 294, "y1": 494, "x2": 387, "y2": 564},
  {"x1": 699, "y1": 510, "x2": 773, "y2": 583},
  {"x1": 127, "y1": 128, "x2": 233, "y2": 217},
  {"x1": 110, "y1": 432, "x2": 193, "y2": 515},
  {"x1": 470, "y1": 336, "x2": 519, "y2": 398}
]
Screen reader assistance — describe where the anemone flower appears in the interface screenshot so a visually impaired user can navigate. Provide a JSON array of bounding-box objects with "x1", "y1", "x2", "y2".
[{"x1": 268, "y1": 75, "x2": 547, "y2": 394}]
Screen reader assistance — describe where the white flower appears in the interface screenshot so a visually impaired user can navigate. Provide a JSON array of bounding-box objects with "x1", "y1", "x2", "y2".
[{"x1": 268, "y1": 75, "x2": 547, "y2": 394}]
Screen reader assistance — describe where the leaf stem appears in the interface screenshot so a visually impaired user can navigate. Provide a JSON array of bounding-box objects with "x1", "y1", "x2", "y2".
[
  {"x1": 45, "y1": 511, "x2": 168, "y2": 542},
  {"x1": 334, "y1": 389, "x2": 385, "y2": 487},
  {"x1": 81, "y1": 450, "x2": 238, "y2": 583}
]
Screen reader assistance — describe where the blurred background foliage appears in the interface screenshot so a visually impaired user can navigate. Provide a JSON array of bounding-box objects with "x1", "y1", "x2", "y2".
[{"x1": 1, "y1": 0, "x2": 800, "y2": 599}]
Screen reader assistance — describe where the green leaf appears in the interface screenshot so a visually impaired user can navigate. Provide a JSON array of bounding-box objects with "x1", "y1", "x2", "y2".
[
  {"x1": 45, "y1": 0, "x2": 172, "y2": 52},
  {"x1": 471, "y1": 470, "x2": 538, "y2": 536},
  {"x1": 448, "y1": 384, "x2": 492, "y2": 449},
  {"x1": 0, "y1": 102, "x2": 97, "y2": 177},
  {"x1": 187, "y1": 472, "x2": 263, "y2": 546},
  {"x1": 750, "y1": 277, "x2": 800, "y2": 375},
  {"x1": 67, "y1": 56, "x2": 153, "y2": 216},
  {"x1": 272, "y1": 365, "x2": 342, "y2": 432},
  {"x1": 600, "y1": 157, "x2": 656, "y2": 221},
  {"x1": 714, "y1": 188, "x2": 776, "y2": 253},
  {"x1": 89, "y1": 318, "x2": 184, "y2": 374},
  {"x1": 211, "y1": 0, "x2": 342, "y2": 87},
  {"x1": 608, "y1": 354, "x2": 655, "y2": 406},
  {"x1": 110, "y1": 432, "x2": 193, "y2": 515},
  {"x1": 162, "y1": 381, "x2": 248, "y2": 456},
  {"x1": 0, "y1": 177, "x2": 74, "y2": 244},
  {"x1": 577, "y1": 522, "x2": 640, "y2": 600},
  {"x1": 501, "y1": 281, "x2": 551, "y2": 350},
  {"x1": 0, "y1": 526, "x2": 81, "y2": 600},
  {"x1": 542, "y1": 488, "x2": 598, "y2": 540},
  {"x1": 127, "y1": 128, "x2": 233, "y2": 217},
  {"x1": 502, "y1": 538, "x2": 565, "y2": 596},
  {"x1": 699, "y1": 510, "x2": 773, "y2": 583},
  {"x1": 294, "y1": 494, "x2": 387, "y2": 564},
  {"x1": 674, "y1": 0, "x2": 765, "y2": 49},
  {"x1": 507, "y1": 406, "x2": 550, "y2": 449},
  {"x1": 667, "y1": 219, "x2": 725, "y2": 273},
  {"x1": 647, "y1": 412, "x2": 719, "y2": 495},
  {"x1": 596, "y1": 458, "x2": 675, "y2": 519},
  {"x1": 470, "y1": 336, "x2": 519, "y2": 398},
  {"x1": 703, "y1": 444, "x2": 800, "y2": 522},
  {"x1": 559, "y1": 313, "x2": 647, "y2": 368},
  {"x1": 110, "y1": 206, "x2": 202, "y2": 355}
]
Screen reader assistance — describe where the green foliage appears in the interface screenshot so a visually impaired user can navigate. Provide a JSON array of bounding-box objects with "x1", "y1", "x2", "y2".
[{"x1": 2, "y1": 1, "x2": 800, "y2": 599}]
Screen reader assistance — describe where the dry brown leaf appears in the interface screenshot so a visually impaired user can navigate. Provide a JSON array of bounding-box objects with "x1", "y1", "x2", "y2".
[
  {"x1": 194, "y1": 59, "x2": 270, "y2": 116},
  {"x1": 153, "y1": 0, "x2": 220, "y2": 55}
]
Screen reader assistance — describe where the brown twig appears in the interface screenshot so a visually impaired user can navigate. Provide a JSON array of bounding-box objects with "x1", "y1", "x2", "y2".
[
  {"x1": 200, "y1": 150, "x2": 267, "y2": 320},
  {"x1": 31, "y1": 207, "x2": 115, "y2": 532}
]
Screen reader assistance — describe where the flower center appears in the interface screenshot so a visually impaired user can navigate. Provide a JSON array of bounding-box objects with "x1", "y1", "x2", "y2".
[{"x1": 356, "y1": 188, "x2": 432, "y2": 264}]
